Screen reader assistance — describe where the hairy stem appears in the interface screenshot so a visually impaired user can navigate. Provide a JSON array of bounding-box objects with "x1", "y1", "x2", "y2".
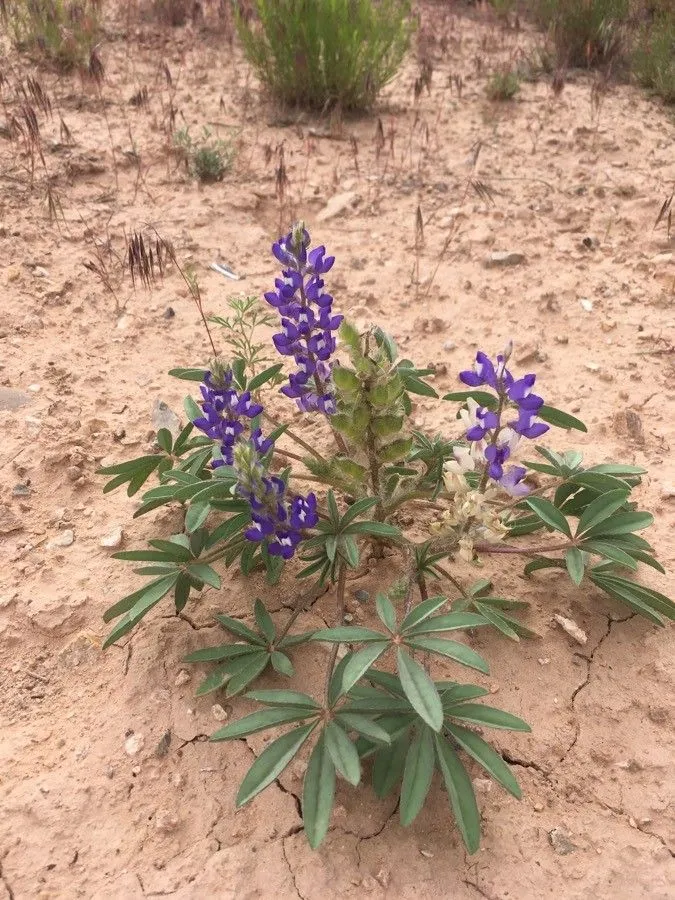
[
  {"x1": 263, "y1": 412, "x2": 326, "y2": 462},
  {"x1": 325, "y1": 562, "x2": 347, "y2": 706}
]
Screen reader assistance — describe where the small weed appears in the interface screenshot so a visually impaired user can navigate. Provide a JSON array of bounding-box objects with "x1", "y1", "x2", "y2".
[
  {"x1": 2, "y1": 0, "x2": 101, "y2": 71},
  {"x1": 486, "y1": 69, "x2": 520, "y2": 101},
  {"x1": 174, "y1": 126, "x2": 234, "y2": 183},
  {"x1": 632, "y1": 9, "x2": 675, "y2": 104},
  {"x1": 532, "y1": 0, "x2": 630, "y2": 68},
  {"x1": 236, "y1": 0, "x2": 414, "y2": 111}
]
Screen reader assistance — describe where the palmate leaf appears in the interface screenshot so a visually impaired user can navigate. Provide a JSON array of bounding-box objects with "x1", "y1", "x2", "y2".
[
  {"x1": 336, "y1": 712, "x2": 392, "y2": 745},
  {"x1": 397, "y1": 648, "x2": 443, "y2": 731},
  {"x1": 341, "y1": 643, "x2": 389, "y2": 695},
  {"x1": 400, "y1": 725, "x2": 434, "y2": 826},
  {"x1": 237, "y1": 723, "x2": 316, "y2": 807},
  {"x1": 434, "y1": 734, "x2": 481, "y2": 854},
  {"x1": 446, "y1": 723, "x2": 521, "y2": 799},
  {"x1": 472, "y1": 601, "x2": 520, "y2": 642},
  {"x1": 324, "y1": 722, "x2": 361, "y2": 786},
  {"x1": 372, "y1": 735, "x2": 410, "y2": 798},
  {"x1": 565, "y1": 548, "x2": 585, "y2": 586},
  {"x1": 525, "y1": 497, "x2": 572, "y2": 538},
  {"x1": 303, "y1": 733, "x2": 337, "y2": 849},
  {"x1": 590, "y1": 571, "x2": 675, "y2": 625},
  {"x1": 405, "y1": 637, "x2": 489, "y2": 675},
  {"x1": 576, "y1": 488, "x2": 631, "y2": 536},
  {"x1": 211, "y1": 706, "x2": 316, "y2": 741},
  {"x1": 444, "y1": 703, "x2": 532, "y2": 732}
]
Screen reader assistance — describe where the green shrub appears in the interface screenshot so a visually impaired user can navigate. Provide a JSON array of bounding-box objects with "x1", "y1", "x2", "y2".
[
  {"x1": 174, "y1": 127, "x2": 234, "y2": 183},
  {"x1": 235, "y1": 0, "x2": 414, "y2": 110},
  {"x1": 532, "y1": 0, "x2": 630, "y2": 67},
  {"x1": 632, "y1": 10, "x2": 675, "y2": 103},
  {"x1": 486, "y1": 69, "x2": 520, "y2": 100},
  {"x1": 1, "y1": 0, "x2": 101, "y2": 70}
]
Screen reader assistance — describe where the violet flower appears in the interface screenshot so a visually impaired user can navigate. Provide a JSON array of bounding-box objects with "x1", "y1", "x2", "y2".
[
  {"x1": 193, "y1": 365, "x2": 269, "y2": 466},
  {"x1": 234, "y1": 442, "x2": 319, "y2": 560},
  {"x1": 265, "y1": 223, "x2": 342, "y2": 414},
  {"x1": 458, "y1": 348, "x2": 549, "y2": 496}
]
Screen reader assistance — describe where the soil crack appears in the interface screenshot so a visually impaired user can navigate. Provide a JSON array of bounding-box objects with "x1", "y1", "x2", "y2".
[
  {"x1": 0, "y1": 859, "x2": 15, "y2": 900},
  {"x1": 281, "y1": 838, "x2": 308, "y2": 900}
]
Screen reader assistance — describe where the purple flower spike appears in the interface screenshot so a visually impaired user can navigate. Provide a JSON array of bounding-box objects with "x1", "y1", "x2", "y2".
[
  {"x1": 457, "y1": 346, "x2": 550, "y2": 491},
  {"x1": 265, "y1": 223, "x2": 342, "y2": 415}
]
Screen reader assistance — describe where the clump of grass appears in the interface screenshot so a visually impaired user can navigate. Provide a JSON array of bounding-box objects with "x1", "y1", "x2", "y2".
[
  {"x1": 235, "y1": 0, "x2": 414, "y2": 111},
  {"x1": 1, "y1": 0, "x2": 101, "y2": 70},
  {"x1": 174, "y1": 126, "x2": 234, "y2": 183},
  {"x1": 486, "y1": 69, "x2": 520, "y2": 100},
  {"x1": 532, "y1": 0, "x2": 630, "y2": 68},
  {"x1": 632, "y1": 9, "x2": 675, "y2": 104}
]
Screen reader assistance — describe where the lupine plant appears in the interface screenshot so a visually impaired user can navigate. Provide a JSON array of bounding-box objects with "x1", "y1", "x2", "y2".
[{"x1": 101, "y1": 222, "x2": 674, "y2": 851}]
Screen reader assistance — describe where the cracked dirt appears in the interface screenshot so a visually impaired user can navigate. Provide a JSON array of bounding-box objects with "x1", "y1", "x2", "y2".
[{"x1": 1, "y1": 3, "x2": 674, "y2": 898}]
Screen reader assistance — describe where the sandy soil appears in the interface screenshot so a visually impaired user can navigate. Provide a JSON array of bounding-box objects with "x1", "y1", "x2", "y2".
[{"x1": 1, "y1": 4, "x2": 674, "y2": 898}]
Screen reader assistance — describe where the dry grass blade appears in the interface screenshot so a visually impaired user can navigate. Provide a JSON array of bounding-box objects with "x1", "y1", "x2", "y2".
[
  {"x1": 88, "y1": 45, "x2": 105, "y2": 86},
  {"x1": 130, "y1": 86, "x2": 150, "y2": 109},
  {"x1": 127, "y1": 231, "x2": 169, "y2": 290},
  {"x1": 20, "y1": 77, "x2": 52, "y2": 119},
  {"x1": 654, "y1": 193, "x2": 673, "y2": 238}
]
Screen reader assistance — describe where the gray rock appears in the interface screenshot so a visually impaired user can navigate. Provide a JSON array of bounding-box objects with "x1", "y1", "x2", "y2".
[
  {"x1": 100, "y1": 526, "x2": 123, "y2": 549},
  {"x1": 549, "y1": 826, "x2": 577, "y2": 855},
  {"x1": 152, "y1": 399, "x2": 181, "y2": 439},
  {"x1": 0, "y1": 387, "x2": 32, "y2": 411},
  {"x1": 484, "y1": 251, "x2": 526, "y2": 268},
  {"x1": 317, "y1": 190, "x2": 358, "y2": 222},
  {"x1": 12, "y1": 484, "x2": 31, "y2": 497}
]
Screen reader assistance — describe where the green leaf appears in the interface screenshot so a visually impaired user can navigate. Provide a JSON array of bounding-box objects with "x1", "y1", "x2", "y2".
[
  {"x1": 184, "y1": 643, "x2": 253, "y2": 663},
  {"x1": 335, "y1": 713, "x2": 391, "y2": 745},
  {"x1": 446, "y1": 723, "x2": 521, "y2": 799},
  {"x1": 400, "y1": 596, "x2": 447, "y2": 633},
  {"x1": 537, "y1": 405, "x2": 587, "y2": 432},
  {"x1": 325, "y1": 722, "x2": 361, "y2": 786},
  {"x1": 205, "y1": 512, "x2": 251, "y2": 549},
  {"x1": 187, "y1": 563, "x2": 221, "y2": 589},
  {"x1": 114, "y1": 549, "x2": 182, "y2": 563},
  {"x1": 339, "y1": 497, "x2": 379, "y2": 528},
  {"x1": 375, "y1": 593, "x2": 397, "y2": 633},
  {"x1": 406, "y1": 612, "x2": 488, "y2": 635},
  {"x1": 440, "y1": 683, "x2": 490, "y2": 704},
  {"x1": 246, "y1": 690, "x2": 320, "y2": 709},
  {"x1": 372, "y1": 736, "x2": 410, "y2": 798},
  {"x1": 472, "y1": 602, "x2": 520, "y2": 642},
  {"x1": 444, "y1": 703, "x2": 532, "y2": 732},
  {"x1": 247, "y1": 363, "x2": 284, "y2": 391},
  {"x1": 270, "y1": 650, "x2": 294, "y2": 677},
  {"x1": 195, "y1": 663, "x2": 235, "y2": 696},
  {"x1": 98, "y1": 455, "x2": 163, "y2": 476},
  {"x1": 186, "y1": 501, "x2": 211, "y2": 533},
  {"x1": 254, "y1": 598, "x2": 276, "y2": 643},
  {"x1": 225, "y1": 651, "x2": 271, "y2": 696},
  {"x1": 434, "y1": 735, "x2": 481, "y2": 854},
  {"x1": 341, "y1": 643, "x2": 389, "y2": 695},
  {"x1": 525, "y1": 497, "x2": 572, "y2": 537},
  {"x1": 174, "y1": 574, "x2": 191, "y2": 612},
  {"x1": 303, "y1": 733, "x2": 336, "y2": 849},
  {"x1": 584, "y1": 511, "x2": 654, "y2": 538},
  {"x1": 215, "y1": 614, "x2": 265, "y2": 645},
  {"x1": 169, "y1": 367, "x2": 207, "y2": 382},
  {"x1": 401, "y1": 373, "x2": 438, "y2": 398},
  {"x1": 400, "y1": 726, "x2": 434, "y2": 826},
  {"x1": 576, "y1": 489, "x2": 631, "y2": 536},
  {"x1": 237, "y1": 723, "x2": 316, "y2": 807},
  {"x1": 340, "y1": 534, "x2": 360, "y2": 569},
  {"x1": 406, "y1": 637, "x2": 489, "y2": 675},
  {"x1": 565, "y1": 548, "x2": 585, "y2": 586},
  {"x1": 103, "y1": 574, "x2": 179, "y2": 624},
  {"x1": 581, "y1": 541, "x2": 638, "y2": 571},
  {"x1": 442, "y1": 390, "x2": 497, "y2": 409},
  {"x1": 327, "y1": 489, "x2": 340, "y2": 525},
  {"x1": 211, "y1": 707, "x2": 314, "y2": 741},
  {"x1": 397, "y1": 649, "x2": 443, "y2": 731},
  {"x1": 523, "y1": 557, "x2": 565, "y2": 577},
  {"x1": 344, "y1": 521, "x2": 402, "y2": 540},
  {"x1": 313, "y1": 627, "x2": 387, "y2": 643},
  {"x1": 156, "y1": 428, "x2": 173, "y2": 453}
]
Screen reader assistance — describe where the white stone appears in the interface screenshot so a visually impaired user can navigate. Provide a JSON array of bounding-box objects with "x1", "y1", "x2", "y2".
[
  {"x1": 100, "y1": 526, "x2": 123, "y2": 549},
  {"x1": 554, "y1": 614, "x2": 587, "y2": 646},
  {"x1": 124, "y1": 733, "x2": 144, "y2": 756},
  {"x1": 47, "y1": 529, "x2": 74, "y2": 549}
]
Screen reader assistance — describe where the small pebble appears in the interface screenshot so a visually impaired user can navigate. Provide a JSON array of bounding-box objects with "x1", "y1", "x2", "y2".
[
  {"x1": 211, "y1": 704, "x2": 228, "y2": 722},
  {"x1": 47, "y1": 529, "x2": 74, "y2": 549},
  {"x1": 124, "y1": 733, "x2": 144, "y2": 756},
  {"x1": 12, "y1": 483, "x2": 31, "y2": 497},
  {"x1": 580, "y1": 298, "x2": 593, "y2": 312},
  {"x1": 554, "y1": 614, "x2": 587, "y2": 646},
  {"x1": 174, "y1": 669, "x2": 191, "y2": 687},
  {"x1": 100, "y1": 526, "x2": 124, "y2": 549}
]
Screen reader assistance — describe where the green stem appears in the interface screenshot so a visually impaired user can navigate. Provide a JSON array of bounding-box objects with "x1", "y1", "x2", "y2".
[
  {"x1": 263, "y1": 412, "x2": 326, "y2": 462},
  {"x1": 325, "y1": 562, "x2": 347, "y2": 706}
]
